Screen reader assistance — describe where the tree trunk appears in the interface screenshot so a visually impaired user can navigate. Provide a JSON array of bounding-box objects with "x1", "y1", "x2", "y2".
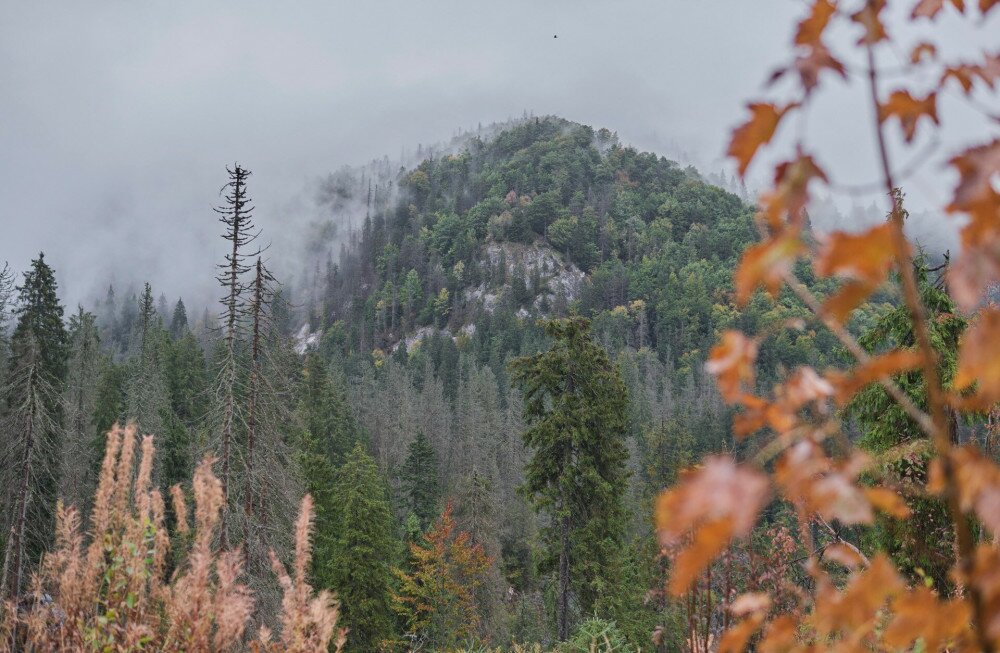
[
  {"x1": 2, "y1": 370, "x2": 37, "y2": 600},
  {"x1": 557, "y1": 503, "x2": 570, "y2": 641}
]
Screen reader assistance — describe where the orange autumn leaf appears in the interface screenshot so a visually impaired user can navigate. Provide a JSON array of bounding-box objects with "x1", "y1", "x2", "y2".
[
  {"x1": 770, "y1": 43, "x2": 847, "y2": 94},
  {"x1": 850, "y1": 0, "x2": 888, "y2": 44},
  {"x1": 795, "y1": 0, "x2": 838, "y2": 47},
  {"x1": 717, "y1": 616, "x2": 763, "y2": 653},
  {"x1": 947, "y1": 446, "x2": 1000, "y2": 537},
  {"x1": 829, "y1": 349, "x2": 924, "y2": 404},
  {"x1": 941, "y1": 54, "x2": 1000, "y2": 93},
  {"x1": 947, "y1": 138, "x2": 1000, "y2": 213},
  {"x1": 706, "y1": 331, "x2": 759, "y2": 402},
  {"x1": 911, "y1": 0, "x2": 965, "y2": 18},
  {"x1": 776, "y1": 442, "x2": 877, "y2": 525},
  {"x1": 758, "y1": 154, "x2": 829, "y2": 230},
  {"x1": 878, "y1": 90, "x2": 939, "y2": 142},
  {"x1": 812, "y1": 555, "x2": 904, "y2": 637},
  {"x1": 883, "y1": 586, "x2": 972, "y2": 651},
  {"x1": 655, "y1": 457, "x2": 770, "y2": 594},
  {"x1": 865, "y1": 487, "x2": 911, "y2": 518},
  {"x1": 823, "y1": 280, "x2": 878, "y2": 324},
  {"x1": 728, "y1": 103, "x2": 797, "y2": 177},
  {"x1": 954, "y1": 308, "x2": 1000, "y2": 405},
  {"x1": 815, "y1": 223, "x2": 900, "y2": 285},
  {"x1": 734, "y1": 233, "x2": 805, "y2": 305}
]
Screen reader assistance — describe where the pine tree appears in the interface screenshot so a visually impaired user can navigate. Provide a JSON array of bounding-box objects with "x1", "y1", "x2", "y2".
[
  {"x1": 509, "y1": 317, "x2": 630, "y2": 640},
  {"x1": 401, "y1": 430, "x2": 440, "y2": 530},
  {"x1": 0, "y1": 253, "x2": 68, "y2": 598},
  {"x1": 324, "y1": 443, "x2": 397, "y2": 653}
]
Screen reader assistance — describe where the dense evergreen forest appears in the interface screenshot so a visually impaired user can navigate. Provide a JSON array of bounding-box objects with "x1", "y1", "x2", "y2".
[{"x1": 0, "y1": 117, "x2": 955, "y2": 650}]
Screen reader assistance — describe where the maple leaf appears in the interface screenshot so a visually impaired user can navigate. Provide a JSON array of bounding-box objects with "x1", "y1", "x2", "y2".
[
  {"x1": 734, "y1": 233, "x2": 805, "y2": 305},
  {"x1": 728, "y1": 103, "x2": 797, "y2": 177},
  {"x1": 851, "y1": 0, "x2": 888, "y2": 44},
  {"x1": 879, "y1": 90, "x2": 939, "y2": 142},
  {"x1": 884, "y1": 587, "x2": 972, "y2": 651},
  {"x1": 758, "y1": 154, "x2": 829, "y2": 230},
  {"x1": 948, "y1": 139, "x2": 1000, "y2": 212},
  {"x1": 772, "y1": 43, "x2": 847, "y2": 94},
  {"x1": 865, "y1": 487, "x2": 911, "y2": 518},
  {"x1": 942, "y1": 53, "x2": 1000, "y2": 95},
  {"x1": 655, "y1": 457, "x2": 770, "y2": 594},
  {"x1": 706, "y1": 331, "x2": 759, "y2": 402},
  {"x1": 954, "y1": 308, "x2": 1000, "y2": 405},
  {"x1": 828, "y1": 349, "x2": 924, "y2": 404},
  {"x1": 815, "y1": 223, "x2": 900, "y2": 284},
  {"x1": 795, "y1": 0, "x2": 838, "y2": 47}
]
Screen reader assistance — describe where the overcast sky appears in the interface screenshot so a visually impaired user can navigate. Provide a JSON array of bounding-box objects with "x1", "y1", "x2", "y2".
[{"x1": 2, "y1": 1, "x2": 997, "y2": 309}]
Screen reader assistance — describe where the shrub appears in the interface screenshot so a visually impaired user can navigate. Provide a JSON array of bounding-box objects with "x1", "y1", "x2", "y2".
[{"x1": 0, "y1": 424, "x2": 344, "y2": 653}]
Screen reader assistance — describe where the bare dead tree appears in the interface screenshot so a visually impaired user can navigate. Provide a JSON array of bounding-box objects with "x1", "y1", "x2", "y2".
[{"x1": 214, "y1": 163, "x2": 260, "y2": 546}]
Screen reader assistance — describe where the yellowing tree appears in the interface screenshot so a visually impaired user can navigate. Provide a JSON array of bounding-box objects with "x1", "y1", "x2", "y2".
[{"x1": 395, "y1": 502, "x2": 492, "y2": 649}]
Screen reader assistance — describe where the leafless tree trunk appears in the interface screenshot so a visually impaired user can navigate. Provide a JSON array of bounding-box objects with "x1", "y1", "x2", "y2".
[{"x1": 214, "y1": 164, "x2": 260, "y2": 547}]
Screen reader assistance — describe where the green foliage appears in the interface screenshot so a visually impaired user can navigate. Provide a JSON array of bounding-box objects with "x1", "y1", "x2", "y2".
[
  {"x1": 510, "y1": 317, "x2": 630, "y2": 626},
  {"x1": 561, "y1": 617, "x2": 632, "y2": 653},
  {"x1": 325, "y1": 443, "x2": 398, "y2": 652},
  {"x1": 848, "y1": 258, "x2": 965, "y2": 590},
  {"x1": 300, "y1": 353, "x2": 361, "y2": 467},
  {"x1": 401, "y1": 430, "x2": 440, "y2": 531}
]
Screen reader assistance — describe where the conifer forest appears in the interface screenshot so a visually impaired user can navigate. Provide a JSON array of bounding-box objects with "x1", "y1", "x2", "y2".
[{"x1": 2, "y1": 2, "x2": 1000, "y2": 651}]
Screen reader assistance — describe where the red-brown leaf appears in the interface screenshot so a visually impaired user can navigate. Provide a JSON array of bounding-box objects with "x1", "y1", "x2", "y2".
[{"x1": 878, "y1": 90, "x2": 939, "y2": 143}]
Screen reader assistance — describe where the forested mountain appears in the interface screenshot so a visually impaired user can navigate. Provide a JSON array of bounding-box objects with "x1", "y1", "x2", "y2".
[{"x1": 0, "y1": 117, "x2": 896, "y2": 648}]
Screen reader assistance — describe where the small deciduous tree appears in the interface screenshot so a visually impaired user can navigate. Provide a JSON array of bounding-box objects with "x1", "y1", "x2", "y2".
[{"x1": 395, "y1": 502, "x2": 492, "y2": 649}]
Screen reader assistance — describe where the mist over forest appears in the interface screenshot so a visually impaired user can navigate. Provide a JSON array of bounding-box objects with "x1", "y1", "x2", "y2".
[{"x1": 2, "y1": 2, "x2": 1000, "y2": 653}]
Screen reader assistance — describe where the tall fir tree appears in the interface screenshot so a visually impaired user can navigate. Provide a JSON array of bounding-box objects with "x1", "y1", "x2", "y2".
[
  {"x1": 125, "y1": 282, "x2": 168, "y2": 441},
  {"x1": 0, "y1": 254, "x2": 68, "y2": 597},
  {"x1": 300, "y1": 353, "x2": 360, "y2": 467},
  {"x1": 169, "y1": 298, "x2": 188, "y2": 338},
  {"x1": 401, "y1": 430, "x2": 440, "y2": 530},
  {"x1": 509, "y1": 317, "x2": 630, "y2": 640},
  {"x1": 325, "y1": 443, "x2": 398, "y2": 653}
]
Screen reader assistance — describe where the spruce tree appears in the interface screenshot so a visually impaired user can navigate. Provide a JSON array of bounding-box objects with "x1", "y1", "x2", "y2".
[
  {"x1": 1, "y1": 253, "x2": 68, "y2": 598},
  {"x1": 509, "y1": 317, "x2": 630, "y2": 640},
  {"x1": 300, "y1": 353, "x2": 359, "y2": 466},
  {"x1": 125, "y1": 282, "x2": 168, "y2": 441},
  {"x1": 401, "y1": 430, "x2": 440, "y2": 530},
  {"x1": 325, "y1": 443, "x2": 398, "y2": 652},
  {"x1": 169, "y1": 298, "x2": 188, "y2": 338}
]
